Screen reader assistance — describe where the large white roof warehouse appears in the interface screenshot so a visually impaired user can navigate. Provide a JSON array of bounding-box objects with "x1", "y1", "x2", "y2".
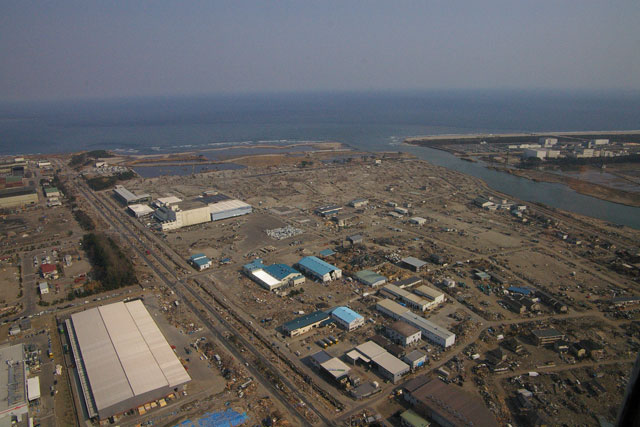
[{"x1": 65, "y1": 300, "x2": 190, "y2": 420}]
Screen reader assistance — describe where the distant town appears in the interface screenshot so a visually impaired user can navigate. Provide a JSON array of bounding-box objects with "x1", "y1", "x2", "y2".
[{"x1": 0, "y1": 144, "x2": 638, "y2": 427}]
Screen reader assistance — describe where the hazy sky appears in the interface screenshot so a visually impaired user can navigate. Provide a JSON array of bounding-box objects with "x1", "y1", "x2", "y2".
[{"x1": 1, "y1": 1, "x2": 639, "y2": 101}]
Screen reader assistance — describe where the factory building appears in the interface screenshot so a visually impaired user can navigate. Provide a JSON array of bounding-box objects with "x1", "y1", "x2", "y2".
[
  {"x1": 0, "y1": 344, "x2": 28, "y2": 424},
  {"x1": 400, "y1": 257, "x2": 427, "y2": 272},
  {"x1": 310, "y1": 351, "x2": 351, "y2": 382},
  {"x1": 375, "y1": 299, "x2": 455, "y2": 347},
  {"x1": 243, "y1": 260, "x2": 305, "y2": 291},
  {"x1": 539, "y1": 137, "x2": 558, "y2": 147},
  {"x1": 0, "y1": 187, "x2": 38, "y2": 209},
  {"x1": 403, "y1": 349, "x2": 427, "y2": 370},
  {"x1": 355, "y1": 270, "x2": 387, "y2": 288},
  {"x1": 347, "y1": 341, "x2": 409, "y2": 384},
  {"x1": 152, "y1": 196, "x2": 182, "y2": 208},
  {"x1": 400, "y1": 312, "x2": 455, "y2": 348},
  {"x1": 65, "y1": 301, "x2": 191, "y2": 420},
  {"x1": 282, "y1": 311, "x2": 331, "y2": 337},
  {"x1": 393, "y1": 277, "x2": 422, "y2": 288},
  {"x1": 381, "y1": 284, "x2": 431, "y2": 311},
  {"x1": 296, "y1": 256, "x2": 342, "y2": 282},
  {"x1": 315, "y1": 204, "x2": 342, "y2": 217},
  {"x1": 189, "y1": 253, "x2": 212, "y2": 271},
  {"x1": 43, "y1": 187, "x2": 60, "y2": 198},
  {"x1": 330, "y1": 307, "x2": 364, "y2": 331},
  {"x1": 414, "y1": 285, "x2": 445, "y2": 306},
  {"x1": 113, "y1": 185, "x2": 151, "y2": 206},
  {"x1": 386, "y1": 321, "x2": 421, "y2": 346},
  {"x1": 376, "y1": 298, "x2": 411, "y2": 320},
  {"x1": 403, "y1": 376, "x2": 498, "y2": 427},
  {"x1": 209, "y1": 199, "x2": 252, "y2": 221},
  {"x1": 127, "y1": 204, "x2": 154, "y2": 217}
]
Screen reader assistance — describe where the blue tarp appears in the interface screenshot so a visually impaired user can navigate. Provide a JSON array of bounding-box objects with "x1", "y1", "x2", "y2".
[{"x1": 174, "y1": 409, "x2": 248, "y2": 427}]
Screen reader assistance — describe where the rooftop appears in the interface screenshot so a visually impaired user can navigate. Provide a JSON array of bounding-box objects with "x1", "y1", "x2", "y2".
[
  {"x1": 264, "y1": 263, "x2": 301, "y2": 281},
  {"x1": 355, "y1": 269, "x2": 386, "y2": 285},
  {"x1": 373, "y1": 352, "x2": 409, "y2": 375},
  {"x1": 400, "y1": 312, "x2": 455, "y2": 341},
  {"x1": 388, "y1": 320, "x2": 420, "y2": 337},
  {"x1": 404, "y1": 349, "x2": 426, "y2": 363},
  {"x1": 354, "y1": 341, "x2": 387, "y2": 360},
  {"x1": 298, "y1": 256, "x2": 340, "y2": 276},
  {"x1": 331, "y1": 306, "x2": 363, "y2": 324},
  {"x1": 532, "y1": 328, "x2": 564, "y2": 338},
  {"x1": 208, "y1": 199, "x2": 251, "y2": 213},
  {"x1": 401, "y1": 256, "x2": 427, "y2": 269},
  {"x1": 404, "y1": 377, "x2": 498, "y2": 427},
  {"x1": 69, "y1": 301, "x2": 190, "y2": 416},
  {"x1": 282, "y1": 311, "x2": 330, "y2": 332},
  {"x1": 393, "y1": 276, "x2": 422, "y2": 287},
  {"x1": 244, "y1": 259, "x2": 265, "y2": 272}
]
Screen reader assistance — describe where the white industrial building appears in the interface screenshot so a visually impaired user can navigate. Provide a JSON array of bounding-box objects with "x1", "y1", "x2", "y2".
[
  {"x1": 127, "y1": 204, "x2": 155, "y2": 217},
  {"x1": 0, "y1": 344, "x2": 28, "y2": 424},
  {"x1": 376, "y1": 299, "x2": 455, "y2": 348},
  {"x1": 65, "y1": 300, "x2": 191, "y2": 420},
  {"x1": 386, "y1": 320, "x2": 421, "y2": 346},
  {"x1": 523, "y1": 149, "x2": 547, "y2": 159},
  {"x1": 113, "y1": 185, "x2": 151, "y2": 206},
  {"x1": 347, "y1": 341, "x2": 410, "y2": 384},
  {"x1": 380, "y1": 284, "x2": 431, "y2": 311},
  {"x1": 400, "y1": 312, "x2": 456, "y2": 348},
  {"x1": 331, "y1": 307, "x2": 364, "y2": 331},
  {"x1": 539, "y1": 137, "x2": 558, "y2": 147},
  {"x1": 154, "y1": 197, "x2": 251, "y2": 231},
  {"x1": 409, "y1": 217, "x2": 426, "y2": 226},
  {"x1": 414, "y1": 285, "x2": 445, "y2": 306}
]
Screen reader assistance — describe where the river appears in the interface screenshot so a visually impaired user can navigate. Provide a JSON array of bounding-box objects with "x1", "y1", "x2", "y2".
[{"x1": 395, "y1": 143, "x2": 640, "y2": 229}]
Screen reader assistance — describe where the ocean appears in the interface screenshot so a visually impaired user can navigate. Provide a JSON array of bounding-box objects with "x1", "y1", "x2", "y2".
[
  {"x1": 2, "y1": 90, "x2": 640, "y2": 156},
  {"x1": 2, "y1": 90, "x2": 640, "y2": 227}
]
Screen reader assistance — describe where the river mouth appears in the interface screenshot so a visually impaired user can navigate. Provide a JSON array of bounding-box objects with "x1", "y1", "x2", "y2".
[{"x1": 395, "y1": 142, "x2": 640, "y2": 229}]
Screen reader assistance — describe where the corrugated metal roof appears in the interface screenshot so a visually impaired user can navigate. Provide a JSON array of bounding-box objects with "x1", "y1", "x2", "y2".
[
  {"x1": 355, "y1": 341, "x2": 387, "y2": 360},
  {"x1": 372, "y1": 352, "x2": 409, "y2": 375},
  {"x1": 251, "y1": 269, "x2": 281, "y2": 287},
  {"x1": 401, "y1": 257, "x2": 427, "y2": 268},
  {"x1": 331, "y1": 307, "x2": 363, "y2": 324},
  {"x1": 376, "y1": 299, "x2": 410, "y2": 317},
  {"x1": 282, "y1": 311, "x2": 330, "y2": 332},
  {"x1": 70, "y1": 301, "x2": 190, "y2": 413},
  {"x1": 208, "y1": 199, "x2": 251, "y2": 214},
  {"x1": 298, "y1": 256, "x2": 339, "y2": 276},
  {"x1": 264, "y1": 264, "x2": 300, "y2": 280}
]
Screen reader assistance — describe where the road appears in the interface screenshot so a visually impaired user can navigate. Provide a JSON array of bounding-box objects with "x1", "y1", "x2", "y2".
[{"x1": 70, "y1": 175, "x2": 332, "y2": 426}]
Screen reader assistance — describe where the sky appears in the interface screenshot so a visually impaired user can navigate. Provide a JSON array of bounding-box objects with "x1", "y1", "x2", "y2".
[{"x1": 1, "y1": 1, "x2": 639, "y2": 102}]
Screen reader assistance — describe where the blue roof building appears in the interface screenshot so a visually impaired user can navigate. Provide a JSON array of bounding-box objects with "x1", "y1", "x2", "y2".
[
  {"x1": 508, "y1": 286, "x2": 532, "y2": 296},
  {"x1": 297, "y1": 256, "x2": 342, "y2": 282},
  {"x1": 319, "y1": 249, "x2": 335, "y2": 258},
  {"x1": 189, "y1": 253, "x2": 212, "y2": 271},
  {"x1": 264, "y1": 264, "x2": 303, "y2": 281},
  {"x1": 243, "y1": 259, "x2": 265, "y2": 273},
  {"x1": 331, "y1": 306, "x2": 364, "y2": 331},
  {"x1": 282, "y1": 311, "x2": 331, "y2": 337}
]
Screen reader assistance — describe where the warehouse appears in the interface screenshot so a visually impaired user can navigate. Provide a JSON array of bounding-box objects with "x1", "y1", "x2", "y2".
[
  {"x1": 400, "y1": 312, "x2": 456, "y2": 348},
  {"x1": 376, "y1": 298, "x2": 410, "y2": 320},
  {"x1": 282, "y1": 311, "x2": 330, "y2": 337},
  {"x1": 0, "y1": 186, "x2": 38, "y2": 209},
  {"x1": 403, "y1": 349, "x2": 427, "y2": 370},
  {"x1": 315, "y1": 204, "x2": 342, "y2": 217},
  {"x1": 43, "y1": 187, "x2": 60, "y2": 198},
  {"x1": 65, "y1": 301, "x2": 191, "y2": 420},
  {"x1": 380, "y1": 284, "x2": 431, "y2": 311},
  {"x1": 297, "y1": 256, "x2": 342, "y2": 282},
  {"x1": 330, "y1": 306, "x2": 364, "y2": 331},
  {"x1": 152, "y1": 196, "x2": 182, "y2": 208},
  {"x1": 386, "y1": 320, "x2": 421, "y2": 346},
  {"x1": 113, "y1": 185, "x2": 151, "y2": 205},
  {"x1": 414, "y1": 285, "x2": 445, "y2": 305},
  {"x1": 348, "y1": 341, "x2": 409, "y2": 384},
  {"x1": 400, "y1": 257, "x2": 428, "y2": 272},
  {"x1": 153, "y1": 202, "x2": 211, "y2": 231},
  {"x1": 0, "y1": 344, "x2": 28, "y2": 424},
  {"x1": 127, "y1": 204, "x2": 154, "y2": 217},
  {"x1": 209, "y1": 199, "x2": 252, "y2": 221},
  {"x1": 403, "y1": 377, "x2": 498, "y2": 427},
  {"x1": 393, "y1": 276, "x2": 422, "y2": 288},
  {"x1": 309, "y1": 351, "x2": 351, "y2": 382},
  {"x1": 189, "y1": 253, "x2": 212, "y2": 271},
  {"x1": 355, "y1": 269, "x2": 387, "y2": 287},
  {"x1": 244, "y1": 260, "x2": 305, "y2": 291}
]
